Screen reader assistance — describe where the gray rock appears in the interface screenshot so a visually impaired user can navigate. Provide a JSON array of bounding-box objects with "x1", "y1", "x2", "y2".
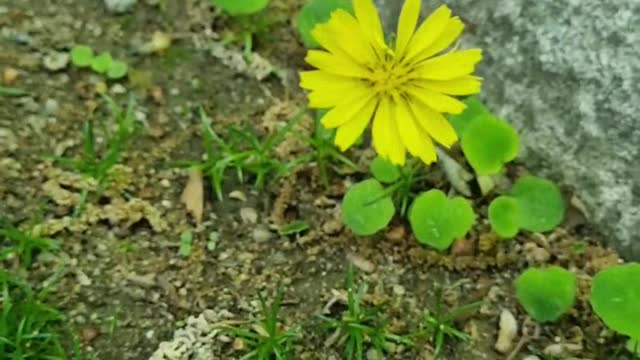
[
  {"x1": 374, "y1": 0, "x2": 640, "y2": 259},
  {"x1": 104, "y1": 0, "x2": 138, "y2": 13},
  {"x1": 42, "y1": 51, "x2": 69, "y2": 71}
]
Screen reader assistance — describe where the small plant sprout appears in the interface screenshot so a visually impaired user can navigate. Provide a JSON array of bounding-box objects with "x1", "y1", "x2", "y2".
[
  {"x1": 449, "y1": 97, "x2": 519, "y2": 175},
  {"x1": 417, "y1": 287, "x2": 482, "y2": 359},
  {"x1": 0, "y1": 219, "x2": 59, "y2": 269},
  {"x1": 296, "y1": 0, "x2": 353, "y2": 47},
  {"x1": 70, "y1": 45, "x2": 95, "y2": 67},
  {"x1": 319, "y1": 267, "x2": 413, "y2": 360},
  {"x1": 220, "y1": 286, "x2": 300, "y2": 360},
  {"x1": 489, "y1": 176, "x2": 565, "y2": 238},
  {"x1": 51, "y1": 95, "x2": 138, "y2": 185},
  {"x1": 515, "y1": 267, "x2": 577, "y2": 322},
  {"x1": 70, "y1": 45, "x2": 128, "y2": 79},
  {"x1": 408, "y1": 190, "x2": 475, "y2": 251},
  {"x1": 186, "y1": 107, "x2": 307, "y2": 201},
  {"x1": 179, "y1": 231, "x2": 193, "y2": 257},
  {"x1": 50, "y1": 95, "x2": 139, "y2": 214},
  {"x1": 590, "y1": 263, "x2": 640, "y2": 341}
]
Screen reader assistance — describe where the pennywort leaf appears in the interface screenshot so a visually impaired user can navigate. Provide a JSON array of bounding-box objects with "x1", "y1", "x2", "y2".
[
  {"x1": 369, "y1": 156, "x2": 401, "y2": 184},
  {"x1": 342, "y1": 179, "x2": 395, "y2": 236},
  {"x1": 408, "y1": 190, "x2": 475, "y2": 251},
  {"x1": 590, "y1": 263, "x2": 640, "y2": 339},
  {"x1": 515, "y1": 267, "x2": 576, "y2": 322}
]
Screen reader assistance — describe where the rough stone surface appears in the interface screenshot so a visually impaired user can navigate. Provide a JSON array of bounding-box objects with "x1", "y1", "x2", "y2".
[{"x1": 375, "y1": 0, "x2": 640, "y2": 259}]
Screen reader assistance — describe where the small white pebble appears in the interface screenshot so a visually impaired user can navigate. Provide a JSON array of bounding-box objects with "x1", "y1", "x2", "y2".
[
  {"x1": 495, "y1": 309, "x2": 518, "y2": 354},
  {"x1": 240, "y1": 207, "x2": 258, "y2": 224},
  {"x1": 229, "y1": 190, "x2": 247, "y2": 202}
]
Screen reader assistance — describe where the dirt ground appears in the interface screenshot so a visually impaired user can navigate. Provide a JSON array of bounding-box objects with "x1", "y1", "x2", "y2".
[{"x1": 0, "y1": 1, "x2": 632, "y2": 359}]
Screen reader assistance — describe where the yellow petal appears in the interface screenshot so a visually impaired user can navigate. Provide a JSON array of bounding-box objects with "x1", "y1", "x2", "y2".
[
  {"x1": 305, "y1": 50, "x2": 372, "y2": 78},
  {"x1": 313, "y1": 10, "x2": 377, "y2": 65},
  {"x1": 385, "y1": 97, "x2": 407, "y2": 165},
  {"x1": 412, "y1": 49, "x2": 482, "y2": 80},
  {"x1": 308, "y1": 85, "x2": 364, "y2": 108},
  {"x1": 406, "y1": 85, "x2": 467, "y2": 114},
  {"x1": 321, "y1": 88, "x2": 375, "y2": 128},
  {"x1": 394, "y1": 96, "x2": 437, "y2": 164},
  {"x1": 414, "y1": 17, "x2": 465, "y2": 61},
  {"x1": 411, "y1": 76, "x2": 482, "y2": 96},
  {"x1": 395, "y1": 0, "x2": 421, "y2": 56},
  {"x1": 408, "y1": 99, "x2": 458, "y2": 148},
  {"x1": 334, "y1": 98, "x2": 377, "y2": 151},
  {"x1": 372, "y1": 96, "x2": 391, "y2": 159},
  {"x1": 299, "y1": 70, "x2": 359, "y2": 91},
  {"x1": 300, "y1": 71, "x2": 368, "y2": 108},
  {"x1": 353, "y1": 0, "x2": 387, "y2": 51},
  {"x1": 403, "y1": 5, "x2": 451, "y2": 63}
]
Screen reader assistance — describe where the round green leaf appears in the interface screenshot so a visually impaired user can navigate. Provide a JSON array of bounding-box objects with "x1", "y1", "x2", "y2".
[
  {"x1": 107, "y1": 60, "x2": 128, "y2": 79},
  {"x1": 461, "y1": 115, "x2": 519, "y2": 175},
  {"x1": 408, "y1": 190, "x2": 475, "y2": 251},
  {"x1": 515, "y1": 267, "x2": 576, "y2": 322},
  {"x1": 511, "y1": 176, "x2": 565, "y2": 232},
  {"x1": 369, "y1": 156, "x2": 400, "y2": 184},
  {"x1": 297, "y1": 0, "x2": 353, "y2": 47},
  {"x1": 342, "y1": 179, "x2": 395, "y2": 236},
  {"x1": 90, "y1": 52, "x2": 113, "y2": 74},
  {"x1": 590, "y1": 263, "x2": 640, "y2": 339},
  {"x1": 212, "y1": 0, "x2": 270, "y2": 15},
  {"x1": 70, "y1": 46, "x2": 94, "y2": 67},
  {"x1": 447, "y1": 96, "x2": 491, "y2": 136},
  {"x1": 488, "y1": 196, "x2": 520, "y2": 238}
]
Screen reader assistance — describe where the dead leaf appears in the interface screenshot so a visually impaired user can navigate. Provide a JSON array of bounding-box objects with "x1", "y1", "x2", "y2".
[{"x1": 181, "y1": 168, "x2": 204, "y2": 224}]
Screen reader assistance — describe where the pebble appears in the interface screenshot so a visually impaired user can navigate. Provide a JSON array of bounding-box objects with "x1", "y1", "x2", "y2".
[
  {"x1": 2, "y1": 67, "x2": 19, "y2": 85},
  {"x1": 524, "y1": 242, "x2": 551, "y2": 263},
  {"x1": 42, "y1": 51, "x2": 70, "y2": 71},
  {"x1": 110, "y1": 83, "x2": 127, "y2": 94},
  {"x1": 240, "y1": 207, "x2": 258, "y2": 224},
  {"x1": 43, "y1": 98, "x2": 59, "y2": 116},
  {"x1": 543, "y1": 343, "x2": 583, "y2": 357},
  {"x1": 322, "y1": 219, "x2": 343, "y2": 235},
  {"x1": 252, "y1": 226, "x2": 272, "y2": 242},
  {"x1": 451, "y1": 238, "x2": 474, "y2": 256},
  {"x1": 104, "y1": 0, "x2": 138, "y2": 13},
  {"x1": 76, "y1": 270, "x2": 92, "y2": 286},
  {"x1": 347, "y1": 253, "x2": 375, "y2": 273},
  {"x1": 229, "y1": 190, "x2": 247, "y2": 202},
  {"x1": 0, "y1": 128, "x2": 18, "y2": 153},
  {"x1": 495, "y1": 309, "x2": 518, "y2": 354},
  {"x1": 385, "y1": 225, "x2": 405, "y2": 241}
]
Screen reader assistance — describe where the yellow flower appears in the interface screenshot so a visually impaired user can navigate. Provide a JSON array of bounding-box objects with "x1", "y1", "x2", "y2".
[{"x1": 299, "y1": 0, "x2": 482, "y2": 165}]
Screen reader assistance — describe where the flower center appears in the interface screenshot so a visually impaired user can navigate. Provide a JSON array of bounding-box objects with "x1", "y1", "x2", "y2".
[{"x1": 369, "y1": 55, "x2": 412, "y2": 95}]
